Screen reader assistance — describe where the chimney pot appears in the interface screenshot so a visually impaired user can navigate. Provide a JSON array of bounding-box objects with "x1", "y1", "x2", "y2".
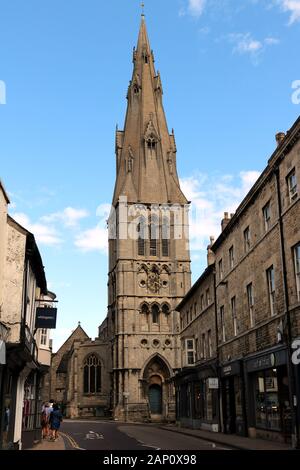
[{"x1": 276, "y1": 132, "x2": 285, "y2": 147}]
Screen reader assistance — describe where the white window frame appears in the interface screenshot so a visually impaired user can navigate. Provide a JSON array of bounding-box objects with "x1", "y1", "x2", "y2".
[
  {"x1": 263, "y1": 202, "x2": 271, "y2": 232},
  {"x1": 267, "y1": 266, "x2": 276, "y2": 316},
  {"x1": 229, "y1": 246, "x2": 234, "y2": 269},
  {"x1": 40, "y1": 328, "x2": 48, "y2": 347},
  {"x1": 206, "y1": 288, "x2": 210, "y2": 305},
  {"x1": 208, "y1": 330, "x2": 212, "y2": 358},
  {"x1": 244, "y1": 226, "x2": 251, "y2": 253},
  {"x1": 247, "y1": 283, "x2": 254, "y2": 327},
  {"x1": 219, "y1": 259, "x2": 223, "y2": 280},
  {"x1": 294, "y1": 244, "x2": 300, "y2": 301},
  {"x1": 231, "y1": 296, "x2": 237, "y2": 337},
  {"x1": 287, "y1": 169, "x2": 298, "y2": 203},
  {"x1": 201, "y1": 333, "x2": 206, "y2": 359},
  {"x1": 185, "y1": 338, "x2": 195, "y2": 366}
]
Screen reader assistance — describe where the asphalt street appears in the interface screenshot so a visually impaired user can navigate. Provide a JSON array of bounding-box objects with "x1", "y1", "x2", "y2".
[{"x1": 60, "y1": 420, "x2": 232, "y2": 451}]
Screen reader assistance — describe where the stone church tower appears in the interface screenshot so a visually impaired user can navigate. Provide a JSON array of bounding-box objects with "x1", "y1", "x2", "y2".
[{"x1": 107, "y1": 15, "x2": 191, "y2": 422}]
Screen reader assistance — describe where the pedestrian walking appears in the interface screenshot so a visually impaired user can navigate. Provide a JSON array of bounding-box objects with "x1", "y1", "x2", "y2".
[
  {"x1": 41, "y1": 403, "x2": 50, "y2": 439},
  {"x1": 49, "y1": 404, "x2": 63, "y2": 441}
]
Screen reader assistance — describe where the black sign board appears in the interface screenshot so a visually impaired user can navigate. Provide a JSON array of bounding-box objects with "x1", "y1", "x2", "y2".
[{"x1": 35, "y1": 307, "x2": 57, "y2": 329}]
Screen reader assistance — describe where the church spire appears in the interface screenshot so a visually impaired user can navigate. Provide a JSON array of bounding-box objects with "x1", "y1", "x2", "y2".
[{"x1": 112, "y1": 16, "x2": 188, "y2": 206}]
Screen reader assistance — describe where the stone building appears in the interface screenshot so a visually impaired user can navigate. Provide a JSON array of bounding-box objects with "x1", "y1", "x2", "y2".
[
  {"x1": 175, "y1": 261, "x2": 219, "y2": 432},
  {"x1": 48, "y1": 323, "x2": 111, "y2": 418},
  {"x1": 175, "y1": 117, "x2": 300, "y2": 447},
  {"x1": 106, "y1": 14, "x2": 191, "y2": 422},
  {"x1": 46, "y1": 15, "x2": 191, "y2": 423},
  {"x1": 0, "y1": 180, "x2": 57, "y2": 449}
]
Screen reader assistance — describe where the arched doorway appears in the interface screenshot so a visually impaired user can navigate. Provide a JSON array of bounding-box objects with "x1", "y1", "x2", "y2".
[
  {"x1": 141, "y1": 354, "x2": 173, "y2": 421},
  {"x1": 149, "y1": 384, "x2": 162, "y2": 414}
]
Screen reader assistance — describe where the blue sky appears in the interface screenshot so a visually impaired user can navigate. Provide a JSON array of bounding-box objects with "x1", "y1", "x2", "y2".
[{"x1": 0, "y1": 0, "x2": 299, "y2": 351}]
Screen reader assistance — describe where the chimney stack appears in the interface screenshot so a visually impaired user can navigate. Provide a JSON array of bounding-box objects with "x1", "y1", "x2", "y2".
[
  {"x1": 275, "y1": 132, "x2": 285, "y2": 147},
  {"x1": 207, "y1": 236, "x2": 215, "y2": 266},
  {"x1": 221, "y1": 212, "x2": 230, "y2": 231}
]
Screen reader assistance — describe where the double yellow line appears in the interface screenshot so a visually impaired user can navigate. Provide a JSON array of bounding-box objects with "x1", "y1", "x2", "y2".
[{"x1": 60, "y1": 431, "x2": 84, "y2": 450}]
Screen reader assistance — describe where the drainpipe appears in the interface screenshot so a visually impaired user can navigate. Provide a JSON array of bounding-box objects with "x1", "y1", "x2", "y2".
[
  {"x1": 213, "y1": 267, "x2": 222, "y2": 433},
  {"x1": 275, "y1": 167, "x2": 299, "y2": 449}
]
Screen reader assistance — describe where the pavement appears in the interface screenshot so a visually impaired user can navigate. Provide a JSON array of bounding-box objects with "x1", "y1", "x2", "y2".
[
  {"x1": 159, "y1": 424, "x2": 293, "y2": 450},
  {"x1": 26, "y1": 435, "x2": 65, "y2": 451}
]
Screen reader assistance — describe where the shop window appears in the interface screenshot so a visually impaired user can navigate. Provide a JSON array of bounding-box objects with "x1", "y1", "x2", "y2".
[{"x1": 254, "y1": 367, "x2": 290, "y2": 432}]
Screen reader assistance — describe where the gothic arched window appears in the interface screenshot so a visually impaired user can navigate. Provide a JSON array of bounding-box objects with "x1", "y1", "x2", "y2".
[
  {"x1": 147, "y1": 137, "x2": 156, "y2": 150},
  {"x1": 162, "y1": 304, "x2": 170, "y2": 315},
  {"x1": 137, "y1": 216, "x2": 146, "y2": 256},
  {"x1": 152, "y1": 304, "x2": 160, "y2": 324},
  {"x1": 141, "y1": 303, "x2": 149, "y2": 314},
  {"x1": 83, "y1": 354, "x2": 101, "y2": 394},
  {"x1": 150, "y1": 214, "x2": 159, "y2": 257}
]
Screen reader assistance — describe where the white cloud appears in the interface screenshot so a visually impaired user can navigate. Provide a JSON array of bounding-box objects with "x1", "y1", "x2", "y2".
[
  {"x1": 12, "y1": 212, "x2": 62, "y2": 246},
  {"x1": 226, "y1": 33, "x2": 280, "y2": 63},
  {"x1": 180, "y1": 170, "x2": 261, "y2": 253},
  {"x1": 264, "y1": 37, "x2": 280, "y2": 45},
  {"x1": 188, "y1": 0, "x2": 207, "y2": 16},
  {"x1": 277, "y1": 0, "x2": 300, "y2": 24},
  {"x1": 41, "y1": 207, "x2": 89, "y2": 227}
]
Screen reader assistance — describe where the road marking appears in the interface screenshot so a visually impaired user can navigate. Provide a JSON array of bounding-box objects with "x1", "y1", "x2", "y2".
[
  {"x1": 85, "y1": 431, "x2": 104, "y2": 440},
  {"x1": 60, "y1": 431, "x2": 85, "y2": 450}
]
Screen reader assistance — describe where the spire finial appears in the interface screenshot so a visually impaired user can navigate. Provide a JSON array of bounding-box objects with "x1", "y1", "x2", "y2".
[{"x1": 141, "y1": 2, "x2": 145, "y2": 17}]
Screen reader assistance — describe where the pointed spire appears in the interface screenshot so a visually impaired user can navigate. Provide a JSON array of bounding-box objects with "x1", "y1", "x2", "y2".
[{"x1": 112, "y1": 16, "x2": 188, "y2": 206}]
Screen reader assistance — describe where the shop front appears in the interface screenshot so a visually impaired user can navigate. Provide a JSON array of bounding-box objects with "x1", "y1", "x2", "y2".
[
  {"x1": 175, "y1": 361, "x2": 219, "y2": 432},
  {"x1": 220, "y1": 360, "x2": 246, "y2": 436},
  {"x1": 245, "y1": 346, "x2": 292, "y2": 444}
]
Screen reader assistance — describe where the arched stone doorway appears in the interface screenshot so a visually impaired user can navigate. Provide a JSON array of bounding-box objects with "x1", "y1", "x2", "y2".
[{"x1": 141, "y1": 354, "x2": 173, "y2": 422}]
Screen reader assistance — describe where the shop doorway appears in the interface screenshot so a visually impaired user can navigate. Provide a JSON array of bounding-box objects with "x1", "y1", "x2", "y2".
[{"x1": 222, "y1": 377, "x2": 236, "y2": 434}]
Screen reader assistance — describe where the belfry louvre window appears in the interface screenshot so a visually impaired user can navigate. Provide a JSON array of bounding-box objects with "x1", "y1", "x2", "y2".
[
  {"x1": 147, "y1": 137, "x2": 156, "y2": 150},
  {"x1": 83, "y1": 354, "x2": 101, "y2": 394},
  {"x1": 150, "y1": 215, "x2": 159, "y2": 256},
  {"x1": 162, "y1": 216, "x2": 170, "y2": 257},
  {"x1": 152, "y1": 305, "x2": 159, "y2": 324},
  {"x1": 137, "y1": 217, "x2": 146, "y2": 256}
]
